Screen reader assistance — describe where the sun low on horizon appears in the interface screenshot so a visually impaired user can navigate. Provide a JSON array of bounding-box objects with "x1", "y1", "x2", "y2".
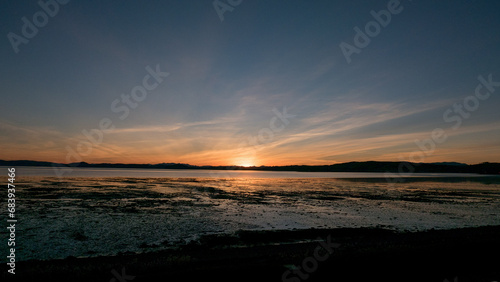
[
  {"x1": 3, "y1": 2, "x2": 500, "y2": 281},
  {"x1": 236, "y1": 160, "x2": 257, "y2": 168},
  {"x1": 1, "y1": 1, "x2": 500, "y2": 166},
  {"x1": 230, "y1": 154, "x2": 259, "y2": 167}
]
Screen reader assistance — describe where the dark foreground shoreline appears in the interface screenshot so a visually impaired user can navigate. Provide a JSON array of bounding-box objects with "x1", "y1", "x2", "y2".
[{"x1": 3, "y1": 226, "x2": 500, "y2": 282}]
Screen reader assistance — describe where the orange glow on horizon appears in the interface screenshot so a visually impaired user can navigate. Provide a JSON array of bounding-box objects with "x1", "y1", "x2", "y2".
[{"x1": 233, "y1": 157, "x2": 258, "y2": 167}]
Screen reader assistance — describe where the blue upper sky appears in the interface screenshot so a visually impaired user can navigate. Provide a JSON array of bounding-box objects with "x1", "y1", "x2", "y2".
[{"x1": 1, "y1": 0, "x2": 499, "y2": 166}]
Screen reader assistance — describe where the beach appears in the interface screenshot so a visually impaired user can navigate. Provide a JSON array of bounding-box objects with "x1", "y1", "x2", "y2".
[
  {"x1": 1, "y1": 175, "x2": 499, "y2": 281},
  {"x1": 4, "y1": 0, "x2": 500, "y2": 281}
]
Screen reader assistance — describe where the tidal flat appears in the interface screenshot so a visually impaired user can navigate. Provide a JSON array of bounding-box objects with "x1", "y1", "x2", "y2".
[{"x1": 2, "y1": 176, "x2": 499, "y2": 263}]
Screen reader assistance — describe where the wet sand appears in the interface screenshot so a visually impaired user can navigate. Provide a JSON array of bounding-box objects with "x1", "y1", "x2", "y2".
[
  {"x1": 2, "y1": 226, "x2": 499, "y2": 282},
  {"x1": 2, "y1": 176, "x2": 499, "y2": 281},
  {"x1": 5, "y1": 176, "x2": 500, "y2": 261}
]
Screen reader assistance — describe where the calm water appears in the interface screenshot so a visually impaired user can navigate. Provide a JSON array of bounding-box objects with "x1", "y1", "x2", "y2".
[{"x1": 1, "y1": 166, "x2": 490, "y2": 179}]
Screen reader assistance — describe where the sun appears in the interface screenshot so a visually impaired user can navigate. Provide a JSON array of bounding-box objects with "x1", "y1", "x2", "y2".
[{"x1": 234, "y1": 158, "x2": 257, "y2": 167}]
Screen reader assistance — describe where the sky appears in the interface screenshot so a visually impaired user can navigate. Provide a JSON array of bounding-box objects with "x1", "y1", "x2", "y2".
[{"x1": 1, "y1": 0, "x2": 500, "y2": 166}]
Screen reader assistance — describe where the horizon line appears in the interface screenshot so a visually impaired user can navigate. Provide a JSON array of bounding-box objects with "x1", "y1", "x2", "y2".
[{"x1": 1, "y1": 159, "x2": 498, "y2": 167}]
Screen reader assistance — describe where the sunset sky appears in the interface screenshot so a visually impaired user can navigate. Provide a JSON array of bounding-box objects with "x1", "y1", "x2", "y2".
[{"x1": 1, "y1": 0, "x2": 500, "y2": 166}]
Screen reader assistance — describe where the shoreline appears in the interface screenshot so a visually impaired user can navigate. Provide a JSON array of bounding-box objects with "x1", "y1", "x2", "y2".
[
  {"x1": 3, "y1": 225, "x2": 500, "y2": 282},
  {"x1": 2, "y1": 160, "x2": 500, "y2": 175}
]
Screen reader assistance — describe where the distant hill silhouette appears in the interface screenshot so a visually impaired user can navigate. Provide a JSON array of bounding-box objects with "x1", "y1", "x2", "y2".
[{"x1": 1, "y1": 160, "x2": 499, "y2": 175}]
